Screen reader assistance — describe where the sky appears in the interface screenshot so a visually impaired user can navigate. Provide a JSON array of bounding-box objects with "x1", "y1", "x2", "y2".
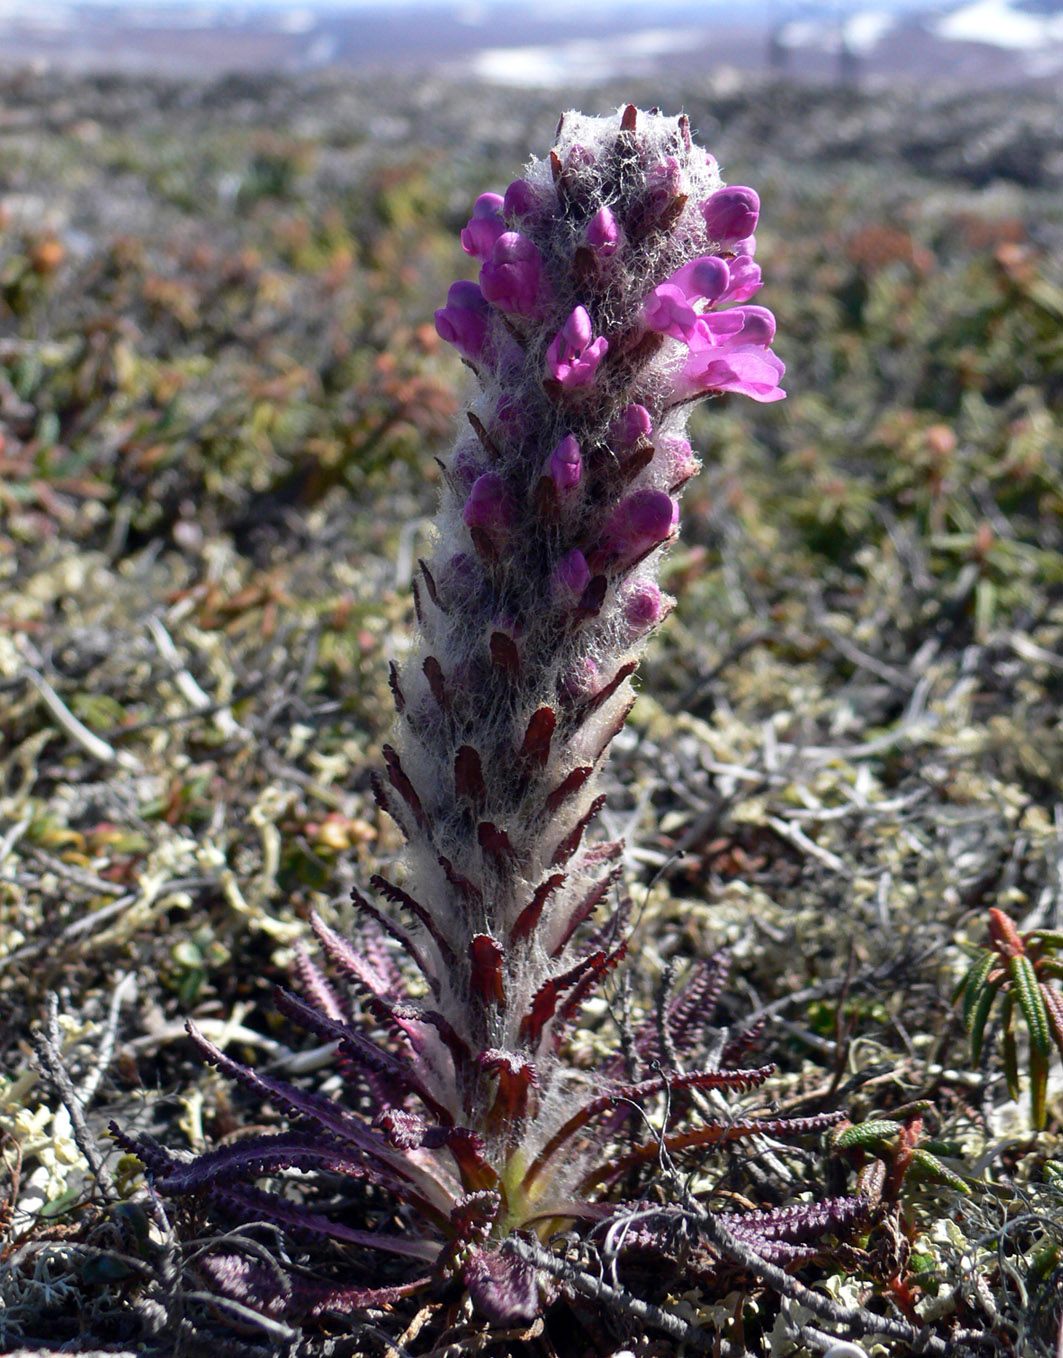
[{"x1": 0, "y1": 0, "x2": 951, "y2": 10}]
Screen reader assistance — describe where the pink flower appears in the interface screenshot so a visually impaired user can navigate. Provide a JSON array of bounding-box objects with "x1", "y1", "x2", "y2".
[
  {"x1": 680, "y1": 346, "x2": 786, "y2": 404},
  {"x1": 672, "y1": 306, "x2": 784, "y2": 403},
  {"x1": 643, "y1": 255, "x2": 731, "y2": 341},
  {"x1": 480, "y1": 232, "x2": 547, "y2": 318},
  {"x1": 434, "y1": 281, "x2": 491, "y2": 363},
  {"x1": 694, "y1": 305, "x2": 777, "y2": 349},
  {"x1": 546, "y1": 306, "x2": 608, "y2": 389}
]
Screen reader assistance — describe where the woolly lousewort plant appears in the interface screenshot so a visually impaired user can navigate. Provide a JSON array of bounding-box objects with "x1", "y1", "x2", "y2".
[{"x1": 115, "y1": 108, "x2": 861, "y2": 1329}]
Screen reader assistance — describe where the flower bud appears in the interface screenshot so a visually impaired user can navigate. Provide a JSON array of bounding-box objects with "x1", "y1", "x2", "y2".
[
  {"x1": 594, "y1": 489, "x2": 678, "y2": 569},
  {"x1": 546, "y1": 434, "x2": 582, "y2": 493},
  {"x1": 552, "y1": 548, "x2": 590, "y2": 603},
  {"x1": 434, "y1": 281, "x2": 490, "y2": 363},
  {"x1": 644, "y1": 157, "x2": 682, "y2": 212},
  {"x1": 559, "y1": 655, "x2": 600, "y2": 701},
  {"x1": 480, "y1": 232, "x2": 546, "y2": 318},
  {"x1": 436, "y1": 551, "x2": 480, "y2": 609},
  {"x1": 609, "y1": 404, "x2": 652, "y2": 451},
  {"x1": 448, "y1": 440, "x2": 486, "y2": 492},
  {"x1": 620, "y1": 579, "x2": 665, "y2": 640},
  {"x1": 460, "y1": 193, "x2": 506, "y2": 261},
  {"x1": 463, "y1": 473, "x2": 515, "y2": 543},
  {"x1": 503, "y1": 178, "x2": 542, "y2": 222},
  {"x1": 659, "y1": 435, "x2": 700, "y2": 488},
  {"x1": 585, "y1": 206, "x2": 620, "y2": 258},
  {"x1": 701, "y1": 186, "x2": 760, "y2": 244}
]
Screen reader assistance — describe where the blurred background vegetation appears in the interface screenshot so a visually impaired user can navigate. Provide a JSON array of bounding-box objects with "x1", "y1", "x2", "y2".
[{"x1": 1, "y1": 70, "x2": 1062, "y2": 1356}]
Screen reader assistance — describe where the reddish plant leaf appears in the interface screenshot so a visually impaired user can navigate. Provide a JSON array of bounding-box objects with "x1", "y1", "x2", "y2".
[
  {"x1": 455, "y1": 744, "x2": 487, "y2": 805},
  {"x1": 520, "y1": 705, "x2": 556, "y2": 767},
  {"x1": 469, "y1": 934, "x2": 506, "y2": 1006},
  {"x1": 478, "y1": 820, "x2": 517, "y2": 863},
  {"x1": 551, "y1": 794, "x2": 606, "y2": 867},
  {"x1": 490, "y1": 630, "x2": 521, "y2": 678},
  {"x1": 543, "y1": 765, "x2": 593, "y2": 816},
  {"x1": 511, "y1": 872, "x2": 565, "y2": 944}
]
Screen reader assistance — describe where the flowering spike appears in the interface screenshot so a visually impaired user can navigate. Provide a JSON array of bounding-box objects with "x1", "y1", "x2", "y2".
[{"x1": 122, "y1": 107, "x2": 812, "y2": 1328}]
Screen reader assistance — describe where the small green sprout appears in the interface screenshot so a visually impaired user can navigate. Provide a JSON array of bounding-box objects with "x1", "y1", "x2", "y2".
[
  {"x1": 832, "y1": 1101, "x2": 970, "y2": 1204},
  {"x1": 955, "y1": 907, "x2": 1063, "y2": 1129}
]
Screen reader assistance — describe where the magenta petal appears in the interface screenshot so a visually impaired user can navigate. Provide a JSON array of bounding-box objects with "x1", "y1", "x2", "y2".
[
  {"x1": 686, "y1": 349, "x2": 787, "y2": 403},
  {"x1": 691, "y1": 305, "x2": 776, "y2": 351},
  {"x1": 643, "y1": 283, "x2": 698, "y2": 342},
  {"x1": 460, "y1": 193, "x2": 506, "y2": 259},
  {"x1": 472, "y1": 192, "x2": 504, "y2": 219},
  {"x1": 662, "y1": 255, "x2": 731, "y2": 305},
  {"x1": 720, "y1": 254, "x2": 762, "y2": 304},
  {"x1": 503, "y1": 177, "x2": 541, "y2": 221}
]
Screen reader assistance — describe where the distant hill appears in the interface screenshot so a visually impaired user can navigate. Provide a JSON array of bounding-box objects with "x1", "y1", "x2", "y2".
[{"x1": 0, "y1": 0, "x2": 1061, "y2": 87}]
